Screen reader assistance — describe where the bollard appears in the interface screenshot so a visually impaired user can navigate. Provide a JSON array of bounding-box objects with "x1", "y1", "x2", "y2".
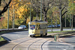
[{"x1": 54, "y1": 34, "x2": 59, "y2": 41}]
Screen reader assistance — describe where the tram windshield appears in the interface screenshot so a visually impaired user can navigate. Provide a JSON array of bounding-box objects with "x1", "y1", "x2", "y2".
[{"x1": 30, "y1": 25, "x2": 35, "y2": 30}]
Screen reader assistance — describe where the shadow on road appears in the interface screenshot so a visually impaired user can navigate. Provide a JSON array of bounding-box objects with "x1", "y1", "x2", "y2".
[
  {"x1": 60, "y1": 35, "x2": 75, "y2": 38},
  {"x1": 1, "y1": 36, "x2": 11, "y2": 41},
  {"x1": 31, "y1": 35, "x2": 54, "y2": 38}
]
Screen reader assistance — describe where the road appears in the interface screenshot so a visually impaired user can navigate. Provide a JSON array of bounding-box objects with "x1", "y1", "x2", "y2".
[
  {"x1": 1, "y1": 31, "x2": 28, "y2": 41},
  {"x1": 60, "y1": 35, "x2": 75, "y2": 46},
  {"x1": 1, "y1": 30, "x2": 75, "y2": 50},
  {"x1": 1, "y1": 28, "x2": 75, "y2": 41}
]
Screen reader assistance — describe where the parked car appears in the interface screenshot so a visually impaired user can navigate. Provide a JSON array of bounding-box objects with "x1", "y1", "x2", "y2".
[
  {"x1": 18, "y1": 25, "x2": 26, "y2": 29},
  {"x1": 47, "y1": 25, "x2": 55, "y2": 28},
  {"x1": 47, "y1": 25, "x2": 51, "y2": 28},
  {"x1": 57, "y1": 24, "x2": 60, "y2": 27}
]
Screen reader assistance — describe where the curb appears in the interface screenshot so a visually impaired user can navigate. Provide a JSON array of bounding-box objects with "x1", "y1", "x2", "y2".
[{"x1": 0, "y1": 40, "x2": 8, "y2": 46}]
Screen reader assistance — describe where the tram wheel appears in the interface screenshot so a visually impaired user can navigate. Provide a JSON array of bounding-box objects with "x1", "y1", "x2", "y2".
[
  {"x1": 40, "y1": 34, "x2": 43, "y2": 37},
  {"x1": 44, "y1": 33, "x2": 47, "y2": 36},
  {"x1": 30, "y1": 35, "x2": 35, "y2": 37}
]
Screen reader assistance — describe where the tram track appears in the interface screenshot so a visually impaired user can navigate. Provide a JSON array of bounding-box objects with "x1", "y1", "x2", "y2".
[
  {"x1": 12, "y1": 37, "x2": 34, "y2": 50},
  {"x1": 12, "y1": 37, "x2": 53, "y2": 50},
  {"x1": 28, "y1": 38, "x2": 53, "y2": 50}
]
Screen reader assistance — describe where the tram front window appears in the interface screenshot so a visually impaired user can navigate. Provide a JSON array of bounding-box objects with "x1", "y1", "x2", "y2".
[{"x1": 30, "y1": 25, "x2": 35, "y2": 30}]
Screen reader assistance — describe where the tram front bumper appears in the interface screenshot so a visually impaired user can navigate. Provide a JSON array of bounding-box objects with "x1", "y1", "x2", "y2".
[{"x1": 29, "y1": 34, "x2": 35, "y2": 36}]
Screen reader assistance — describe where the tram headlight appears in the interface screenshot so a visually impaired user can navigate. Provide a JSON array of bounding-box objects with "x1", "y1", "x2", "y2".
[
  {"x1": 32, "y1": 31, "x2": 35, "y2": 33},
  {"x1": 32, "y1": 31, "x2": 34, "y2": 33}
]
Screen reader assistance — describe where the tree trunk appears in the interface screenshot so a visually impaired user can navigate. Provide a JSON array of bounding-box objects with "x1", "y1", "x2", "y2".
[
  {"x1": 44, "y1": 11, "x2": 47, "y2": 21},
  {"x1": 31, "y1": 13, "x2": 33, "y2": 21}
]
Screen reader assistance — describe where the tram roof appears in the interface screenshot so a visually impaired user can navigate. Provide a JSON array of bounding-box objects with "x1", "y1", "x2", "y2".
[{"x1": 28, "y1": 20, "x2": 47, "y2": 24}]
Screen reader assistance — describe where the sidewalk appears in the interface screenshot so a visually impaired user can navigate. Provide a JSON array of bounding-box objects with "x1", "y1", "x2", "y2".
[{"x1": 43, "y1": 41, "x2": 75, "y2": 50}]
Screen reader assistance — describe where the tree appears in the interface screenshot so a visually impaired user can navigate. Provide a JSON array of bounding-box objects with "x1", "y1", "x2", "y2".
[
  {"x1": 52, "y1": 0, "x2": 68, "y2": 31},
  {"x1": 68, "y1": 0, "x2": 75, "y2": 30},
  {"x1": 8, "y1": 0, "x2": 31, "y2": 27},
  {"x1": 31, "y1": 0, "x2": 54, "y2": 21},
  {"x1": 16, "y1": 3, "x2": 30, "y2": 24},
  {"x1": 0, "y1": 0, "x2": 12, "y2": 16}
]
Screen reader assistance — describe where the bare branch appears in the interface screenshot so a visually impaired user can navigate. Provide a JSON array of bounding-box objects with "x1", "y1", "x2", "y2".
[
  {"x1": 61, "y1": 6, "x2": 65, "y2": 12},
  {"x1": 62, "y1": 11, "x2": 68, "y2": 17},
  {"x1": 0, "y1": 0, "x2": 12, "y2": 16}
]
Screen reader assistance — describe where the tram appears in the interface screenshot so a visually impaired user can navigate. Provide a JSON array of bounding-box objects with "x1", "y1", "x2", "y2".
[{"x1": 28, "y1": 20, "x2": 47, "y2": 37}]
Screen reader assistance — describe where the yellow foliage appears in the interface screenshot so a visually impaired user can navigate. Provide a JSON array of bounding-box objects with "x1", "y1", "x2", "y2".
[
  {"x1": 26, "y1": 18, "x2": 30, "y2": 24},
  {"x1": 2, "y1": 20, "x2": 7, "y2": 28},
  {"x1": 16, "y1": 4, "x2": 30, "y2": 19},
  {"x1": 9, "y1": 0, "x2": 31, "y2": 26}
]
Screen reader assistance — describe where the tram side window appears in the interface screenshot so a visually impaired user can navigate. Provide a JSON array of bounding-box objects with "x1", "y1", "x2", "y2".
[
  {"x1": 30, "y1": 25, "x2": 35, "y2": 30},
  {"x1": 39, "y1": 24, "x2": 47, "y2": 29}
]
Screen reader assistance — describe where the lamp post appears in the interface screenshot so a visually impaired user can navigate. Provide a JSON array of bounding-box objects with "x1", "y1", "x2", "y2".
[
  {"x1": 40, "y1": 0, "x2": 42, "y2": 20},
  {"x1": 30, "y1": 0, "x2": 32, "y2": 22},
  {"x1": 71, "y1": 0, "x2": 74, "y2": 30},
  {"x1": 7, "y1": 6, "x2": 9, "y2": 30},
  {"x1": 12, "y1": 1, "x2": 15, "y2": 29}
]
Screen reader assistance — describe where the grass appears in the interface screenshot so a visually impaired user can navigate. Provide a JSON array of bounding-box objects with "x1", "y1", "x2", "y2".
[
  {"x1": 48, "y1": 27, "x2": 75, "y2": 29},
  {"x1": 48, "y1": 30, "x2": 75, "y2": 33},
  {"x1": 0, "y1": 36, "x2": 5, "y2": 42}
]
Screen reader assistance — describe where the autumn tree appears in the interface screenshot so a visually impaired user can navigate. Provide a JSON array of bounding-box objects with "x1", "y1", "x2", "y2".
[
  {"x1": 16, "y1": 2, "x2": 30, "y2": 24},
  {"x1": 9, "y1": 0, "x2": 31, "y2": 27},
  {"x1": 52, "y1": 0, "x2": 68, "y2": 31},
  {"x1": 30, "y1": 0, "x2": 55, "y2": 21},
  {"x1": 0, "y1": 0, "x2": 12, "y2": 28},
  {"x1": 68, "y1": 0, "x2": 75, "y2": 30}
]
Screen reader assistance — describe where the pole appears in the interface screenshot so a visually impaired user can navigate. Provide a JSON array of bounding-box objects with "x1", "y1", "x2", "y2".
[
  {"x1": 71, "y1": 15, "x2": 73, "y2": 30},
  {"x1": 30, "y1": 0, "x2": 32, "y2": 22},
  {"x1": 71, "y1": 0, "x2": 73, "y2": 30},
  {"x1": 51, "y1": 15, "x2": 53, "y2": 32},
  {"x1": 70, "y1": 14, "x2": 71, "y2": 27},
  {"x1": 65, "y1": 14, "x2": 66, "y2": 27},
  {"x1": 7, "y1": 6, "x2": 9, "y2": 30},
  {"x1": 40, "y1": 0, "x2": 42, "y2": 20},
  {"x1": 56, "y1": 13, "x2": 57, "y2": 27},
  {"x1": 13, "y1": 4, "x2": 15, "y2": 29}
]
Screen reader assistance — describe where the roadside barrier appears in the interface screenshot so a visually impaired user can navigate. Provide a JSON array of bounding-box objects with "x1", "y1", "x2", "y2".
[{"x1": 0, "y1": 28, "x2": 25, "y2": 35}]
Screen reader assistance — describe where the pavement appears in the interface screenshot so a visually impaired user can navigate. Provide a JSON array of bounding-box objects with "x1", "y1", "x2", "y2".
[
  {"x1": 59, "y1": 35, "x2": 75, "y2": 46},
  {"x1": 43, "y1": 41, "x2": 75, "y2": 50}
]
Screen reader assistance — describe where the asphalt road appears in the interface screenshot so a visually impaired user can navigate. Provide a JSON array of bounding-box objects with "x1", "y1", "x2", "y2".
[
  {"x1": 61, "y1": 35, "x2": 75, "y2": 46},
  {"x1": 1, "y1": 29, "x2": 75, "y2": 50},
  {"x1": 1, "y1": 28, "x2": 75, "y2": 41},
  {"x1": 1, "y1": 31, "x2": 28, "y2": 41}
]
